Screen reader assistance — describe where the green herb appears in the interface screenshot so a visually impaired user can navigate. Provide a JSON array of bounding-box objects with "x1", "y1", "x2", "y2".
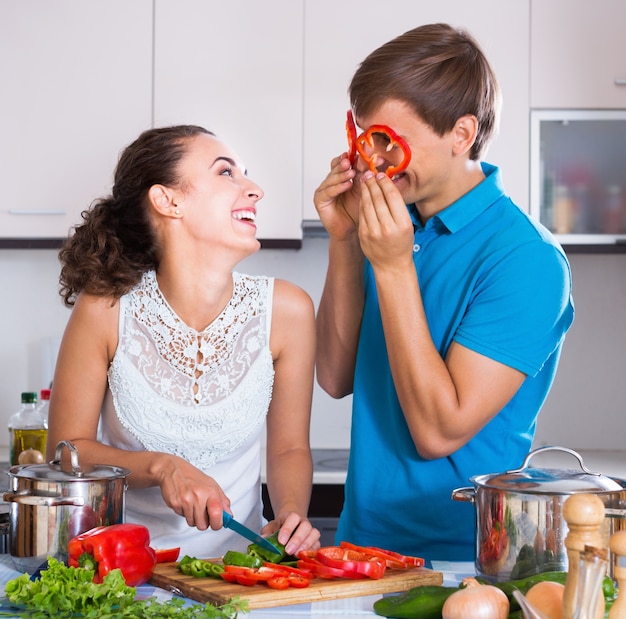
[{"x1": 1, "y1": 557, "x2": 247, "y2": 618}]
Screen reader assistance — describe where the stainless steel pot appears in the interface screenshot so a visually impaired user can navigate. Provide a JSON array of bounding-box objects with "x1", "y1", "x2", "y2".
[
  {"x1": 452, "y1": 446, "x2": 626, "y2": 582},
  {"x1": 3, "y1": 440, "x2": 130, "y2": 573}
]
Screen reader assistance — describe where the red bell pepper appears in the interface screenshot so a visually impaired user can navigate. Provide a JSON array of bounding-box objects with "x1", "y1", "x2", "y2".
[
  {"x1": 338, "y1": 541, "x2": 425, "y2": 569},
  {"x1": 345, "y1": 110, "x2": 412, "y2": 177},
  {"x1": 315, "y1": 546, "x2": 387, "y2": 580},
  {"x1": 221, "y1": 564, "x2": 312, "y2": 589},
  {"x1": 154, "y1": 546, "x2": 181, "y2": 564},
  {"x1": 68, "y1": 524, "x2": 157, "y2": 586}
]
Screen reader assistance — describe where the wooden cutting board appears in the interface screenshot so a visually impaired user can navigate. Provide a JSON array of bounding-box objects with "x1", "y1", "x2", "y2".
[{"x1": 149, "y1": 562, "x2": 443, "y2": 609}]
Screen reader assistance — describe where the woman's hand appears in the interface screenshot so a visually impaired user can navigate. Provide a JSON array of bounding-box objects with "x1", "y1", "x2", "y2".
[
  {"x1": 262, "y1": 511, "x2": 321, "y2": 555},
  {"x1": 154, "y1": 453, "x2": 230, "y2": 531},
  {"x1": 314, "y1": 153, "x2": 361, "y2": 239}
]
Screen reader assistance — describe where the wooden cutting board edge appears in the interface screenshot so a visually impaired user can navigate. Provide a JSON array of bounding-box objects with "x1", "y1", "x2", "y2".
[{"x1": 149, "y1": 563, "x2": 444, "y2": 609}]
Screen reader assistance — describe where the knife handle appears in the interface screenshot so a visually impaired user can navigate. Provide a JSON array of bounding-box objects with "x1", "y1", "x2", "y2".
[{"x1": 222, "y1": 511, "x2": 232, "y2": 527}]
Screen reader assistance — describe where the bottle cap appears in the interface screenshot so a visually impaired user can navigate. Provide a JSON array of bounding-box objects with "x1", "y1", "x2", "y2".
[
  {"x1": 21, "y1": 392, "x2": 38, "y2": 404},
  {"x1": 40, "y1": 389, "x2": 51, "y2": 401}
]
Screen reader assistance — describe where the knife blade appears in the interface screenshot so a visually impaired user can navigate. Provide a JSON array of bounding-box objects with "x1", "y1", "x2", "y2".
[{"x1": 222, "y1": 511, "x2": 282, "y2": 554}]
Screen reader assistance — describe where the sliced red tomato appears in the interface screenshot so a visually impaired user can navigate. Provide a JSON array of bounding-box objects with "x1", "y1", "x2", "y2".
[
  {"x1": 154, "y1": 546, "x2": 181, "y2": 563},
  {"x1": 339, "y1": 541, "x2": 424, "y2": 569},
  {"x1": 315, "y1": 547, "x2": 386, "y2": 580}
]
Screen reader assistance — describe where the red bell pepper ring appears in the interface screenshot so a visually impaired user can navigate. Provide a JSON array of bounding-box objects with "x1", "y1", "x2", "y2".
[
  {"x1": 346, "y1": 110, "x2": 358, "y2": 165},
  {"x1": 67, "y1": 523, "x2": 157, "y2": 586},
  {"x1": 345, "y1": 110, "x2": 412, "y2": 178},
  {"x1": 338, "y1": 541, "x2": 425, "y2": 569},
  {"x1": 315, "y1": 546, "x2": 386, "y2": 580},
  {"x1": 154, "y1": 546, "x2": 181, "y2": 564}
]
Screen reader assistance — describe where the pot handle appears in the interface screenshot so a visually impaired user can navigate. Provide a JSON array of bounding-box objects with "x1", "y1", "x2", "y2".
[
  {"x1": 3, "y1": 492, "x2": 85, "y2": 507},
  {"x1": 451, "y1": 486, "x2": 476, "y2": 503},
  {"x1": 49, "y1": 440, "x2": 84, "y2": 477},
  {"x1": 507, "y1": 445, "x2": 601, "y2": 476}
]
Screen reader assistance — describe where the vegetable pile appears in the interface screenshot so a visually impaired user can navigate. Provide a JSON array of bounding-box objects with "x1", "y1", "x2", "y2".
[
  {"x1": 373, "y1": 570, "x2": 617, "y2": 619},
  {"x1": 1, "y1": 557, "x2": 247, "y2": 618}
]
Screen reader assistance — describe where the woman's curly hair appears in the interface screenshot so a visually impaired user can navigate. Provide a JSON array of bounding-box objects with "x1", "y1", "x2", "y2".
[{"x1": 59, "y1": 125, "x2": 214, "y2": 306}]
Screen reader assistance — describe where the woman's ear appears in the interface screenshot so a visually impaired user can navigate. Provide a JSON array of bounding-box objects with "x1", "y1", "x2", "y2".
[
  {"x1": 452, "y1": 114, "x2": 478, "y2": 156},
  {"x1": 148, "y1": 184, "x2": 180, "y2": 217}
]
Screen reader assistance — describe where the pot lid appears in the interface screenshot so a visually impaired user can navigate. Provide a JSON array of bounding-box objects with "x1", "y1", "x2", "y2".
[
  {"x1": 7, "y1": 440, "x2": 130, "y2": 481},
  {"x1": 471, "y1": 446, "x2": 626, "y2": 495},
  {"x1": 8, "y1": 461, "x2": 130, "y2": 482}
]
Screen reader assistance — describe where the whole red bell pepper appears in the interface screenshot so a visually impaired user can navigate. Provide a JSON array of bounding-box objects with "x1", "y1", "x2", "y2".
[{"x1": 68, "y1": 523, "x2": 157, "y2": 586}]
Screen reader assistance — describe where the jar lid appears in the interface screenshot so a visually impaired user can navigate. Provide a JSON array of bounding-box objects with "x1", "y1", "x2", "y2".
[{"x1": 471, "y1": 446, "x2": 626, "y2": 495}]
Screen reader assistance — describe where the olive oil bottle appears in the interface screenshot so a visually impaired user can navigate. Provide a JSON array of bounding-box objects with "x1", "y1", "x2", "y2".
[{"x1": 8, "y1": 392, "x2": 48, "y2": 465}]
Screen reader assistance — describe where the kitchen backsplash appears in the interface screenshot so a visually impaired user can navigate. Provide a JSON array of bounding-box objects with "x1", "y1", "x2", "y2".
[{"x1": 1, "y1": 241, "x2": 625, "y2": 451}]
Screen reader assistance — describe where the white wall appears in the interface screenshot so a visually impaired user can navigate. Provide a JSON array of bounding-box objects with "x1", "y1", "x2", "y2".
[{"x1": 1, "y1": 243, "x2": 625, "y2": 453}]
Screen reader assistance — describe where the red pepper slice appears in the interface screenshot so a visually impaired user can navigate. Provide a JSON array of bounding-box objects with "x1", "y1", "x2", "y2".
[
  {"x1": 288, "y1": 573, "x2": 311, "y2": 588},
  {"x1": 338, "y1": 542, "x2": 424, "y2": 569},
  {"x1": 297, "y1": 550, "x2": 363, "y2": 579},
  {"x1": 315, "y1": 547, "x2": 386, "y2": 580},
  {"x1": 346, "y1": 110, "x2": 358, "y2": 164},
  {"x1": 154, "y1": 547, "x2": 181, "y2": 564},
  {"x1": 267, "y1": 576, "x2": 291, "y2": 590},
  {"x1": 355, "y1": 125, "x2": 411, "y2": 178},
  {"x1": 263, "y1": 561, "x2": 314, "y2": 579}
]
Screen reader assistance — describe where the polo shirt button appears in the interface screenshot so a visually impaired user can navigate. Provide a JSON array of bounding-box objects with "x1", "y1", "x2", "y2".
[{"x1": 413, "y1": 243, "x2": 421, "y2": 253}]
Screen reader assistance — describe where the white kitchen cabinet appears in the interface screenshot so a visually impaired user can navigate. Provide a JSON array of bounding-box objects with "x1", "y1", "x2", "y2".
[
  {"x1": 530, "y1": 0, "x2": 626, "y2": 109},
  {"x1": 0, "y1": 0, "x2": 153, "y2": 241},
  {"x1": 302, "y1": 1, "x2": 531, "y2": 220},
  {"x1": 153, "y1": 0, "x2": 304, "y2": 244}
]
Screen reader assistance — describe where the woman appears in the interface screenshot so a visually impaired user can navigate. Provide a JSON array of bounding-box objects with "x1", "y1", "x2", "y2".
[{"x1": 46, "y1": 125, "x2": 319, "y2": 558}]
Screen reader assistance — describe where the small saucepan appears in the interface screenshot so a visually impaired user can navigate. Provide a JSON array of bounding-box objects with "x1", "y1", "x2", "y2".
[
  {"x1": 452, "y1": 446, "x2": 626, "y2": 581},
  {"x1": 3, "y1": 440, "x2": 130, "y2": 573}
]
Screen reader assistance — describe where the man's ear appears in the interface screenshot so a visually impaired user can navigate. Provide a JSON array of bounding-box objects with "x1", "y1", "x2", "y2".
[
  {"x1": 452, "y1": 114, "x2": 478, "y2": 156},
  {"x1": 148, "y1": 184, "x2": 179, "y2": 217}
]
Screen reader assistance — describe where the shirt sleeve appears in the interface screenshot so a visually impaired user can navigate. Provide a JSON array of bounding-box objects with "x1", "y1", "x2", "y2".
[{"x1": 453, "y1": 241, "x2": 574, "y2": 377}]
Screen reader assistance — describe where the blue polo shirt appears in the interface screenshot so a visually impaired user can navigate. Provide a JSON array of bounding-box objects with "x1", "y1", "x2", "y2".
[{"x1": 336, "y1": 163, "x2": 574, "y2": 561}]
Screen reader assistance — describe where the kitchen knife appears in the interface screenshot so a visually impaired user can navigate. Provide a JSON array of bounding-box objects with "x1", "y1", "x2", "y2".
[{"x1": 222, "y1": 511, "x2": 282, "y2": 554}]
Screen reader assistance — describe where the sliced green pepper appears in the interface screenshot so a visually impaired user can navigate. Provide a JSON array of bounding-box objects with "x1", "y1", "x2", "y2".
[
  {"x1": 177, "y1": 555, "x2": 225, "y2": 579},
  {"x1": 223, "y1": 550, "x2": 263, "y2": 569},
  {"x1": 247, "y1": 531, "x2": 292, "y2": 564}
]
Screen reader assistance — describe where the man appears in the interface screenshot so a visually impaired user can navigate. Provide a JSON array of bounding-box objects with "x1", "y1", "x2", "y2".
[{"x1": 314, "y1": 23, "x2": 574, "y2": 561}]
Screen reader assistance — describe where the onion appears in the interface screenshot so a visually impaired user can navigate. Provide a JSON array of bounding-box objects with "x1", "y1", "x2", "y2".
[
  {"x1": 442, "y1": 579, "x2": 510, "y2": 619},
  {"x1": 525, "y1": 581, "x2": 564, "y2": 619}
]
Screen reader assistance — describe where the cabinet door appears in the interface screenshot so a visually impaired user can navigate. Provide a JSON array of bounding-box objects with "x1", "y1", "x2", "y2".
[
  {"x1": 0, "y1": 0, "x2": 153, "y2": 240},
  {"x1": 531, "y1": 0, "x2": 626, "y2": 108},
  {"x1": 153, "y1": 0, "x2": 304, "y2": 243},
  {"x1": 303, "y1": 0, "x2": 531, "y2": 221}
]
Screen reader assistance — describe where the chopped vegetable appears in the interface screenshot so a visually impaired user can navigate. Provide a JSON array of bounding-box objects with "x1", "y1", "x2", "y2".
[
  {"x1": 338, "y1": 541, "x2": 424, "y2": 569},
  {"x1": 178, "y1": 555, "x2": 225, "y2": 579},
  {"x1": 315, "y1": 546, "x2": 386, "y2": 579},
  {"x1": 222, "y1": 550, "x2": 263, "y2": 569},
  {"x1": 346, "y1": 110, "x2": 358, "y2": 164},
  {"x1": 3, "y1": 557, "x2": 247, "y2": 618},
  {"x1": 68, "y1": 523, "x2": 157, "y2": 586},
  {"x1": 155, "y1": 547, "x2": 181, "y2": 564},
  {"x1": 220, "y1": 563, "x2": 312, "y2": 589},
  {"x1": 246, "y1": 531, "x2": 292, "y2": 564}
]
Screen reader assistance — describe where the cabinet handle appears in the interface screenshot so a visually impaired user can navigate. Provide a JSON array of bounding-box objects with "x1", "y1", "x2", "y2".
[
  {"x1": 615, "y1": 79, "x2": 626, "y2": 86},
  {"x1": 8, "y1": 209, "x2": 67, "y2": 216}
]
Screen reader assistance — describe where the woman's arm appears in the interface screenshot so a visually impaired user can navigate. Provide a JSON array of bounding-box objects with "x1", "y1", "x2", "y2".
[
  {"x1": 46, "y1": 293, "x2": 229, "y2": 531},
  {"x1": 264, "y1": 279, "x2": 320, "y2": 555}
]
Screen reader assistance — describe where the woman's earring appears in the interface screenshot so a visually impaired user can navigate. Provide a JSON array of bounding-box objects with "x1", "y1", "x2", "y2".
[{"x1": 175, "y1": 209, "x2": 181, "y2": 215}]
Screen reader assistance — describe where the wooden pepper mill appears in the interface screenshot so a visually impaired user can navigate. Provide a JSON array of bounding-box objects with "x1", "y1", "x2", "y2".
[
  {"x1": 562, "y1": 493, "x2": 606, "y2": 619},
  {"x1": 609, "y1": 530, "x2": 626, "y2": 618}
]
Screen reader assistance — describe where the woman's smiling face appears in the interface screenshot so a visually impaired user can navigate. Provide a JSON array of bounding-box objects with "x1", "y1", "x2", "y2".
[{"x1": 174, "y1": 133, "x2": 265, "y2": 251}]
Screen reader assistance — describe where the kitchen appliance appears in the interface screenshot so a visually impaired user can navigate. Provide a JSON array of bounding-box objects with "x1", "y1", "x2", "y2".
[
  {"x1": 452, "y1": 446, "x2": 626, "y2": 582},
  {"x1": 3, "y1": 440, "x2": 130, "y2": 573},
  {"x1": 530, "y1": 109, "x2": 626, "y2": 246}
]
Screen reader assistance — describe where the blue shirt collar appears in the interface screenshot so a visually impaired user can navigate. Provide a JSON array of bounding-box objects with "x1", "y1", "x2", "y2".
[{"x1": 410, "y1": 162, "x2": 505, "y2": 233}]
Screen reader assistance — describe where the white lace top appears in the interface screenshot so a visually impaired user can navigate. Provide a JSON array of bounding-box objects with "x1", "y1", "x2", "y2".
[{"x1": 101, "y1": 270, "x2": 275, "y2": 557}]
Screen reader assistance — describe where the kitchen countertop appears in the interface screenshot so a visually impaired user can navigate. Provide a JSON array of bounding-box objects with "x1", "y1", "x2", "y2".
[{"x1": 0, "y1": 553, "x2": 474, "y2": 618}]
